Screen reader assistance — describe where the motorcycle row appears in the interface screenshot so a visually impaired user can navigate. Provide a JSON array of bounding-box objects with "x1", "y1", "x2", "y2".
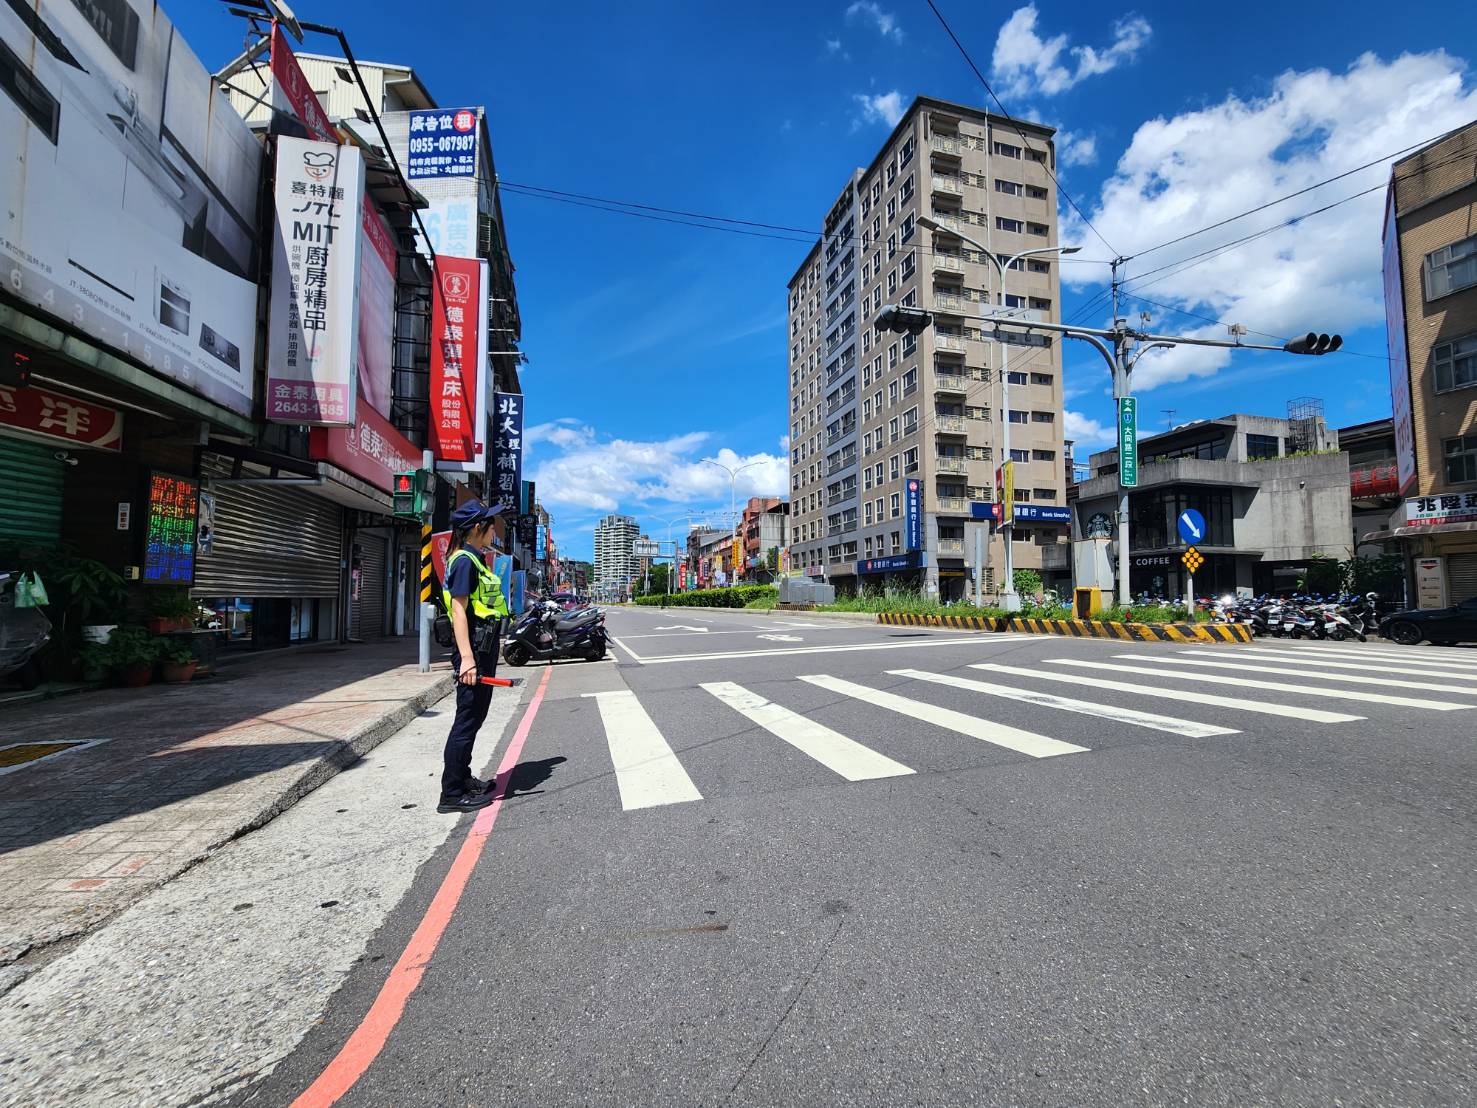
[
  {"x1": 499, "y1": 593, "x2": 608, "y2": 667},
  {"x1": 1205, "y1": 592, "x2": 1383, "y2": 642}
]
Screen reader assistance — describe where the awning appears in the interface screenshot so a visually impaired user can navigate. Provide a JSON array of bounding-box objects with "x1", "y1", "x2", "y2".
[{"x1": 1365, "y1": 520, "x2": 1477, "y2": 541}]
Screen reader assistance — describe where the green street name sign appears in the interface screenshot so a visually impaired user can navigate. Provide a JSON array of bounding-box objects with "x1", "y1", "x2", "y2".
[{"x1": 1118, "y1": 396, "x2": 1138, "y2": 487}]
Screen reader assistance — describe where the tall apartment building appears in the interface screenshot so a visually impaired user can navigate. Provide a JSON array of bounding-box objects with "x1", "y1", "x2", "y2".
[
  {"x1": 1382, "y1": 120, "x2": 1477, "y2": 606},
  {"x1": 593, "y1": 514, "x2": 639, "y2": 599},
  {"x1": 786, "y1": 96, "x2": 1067, "y2": 600}
]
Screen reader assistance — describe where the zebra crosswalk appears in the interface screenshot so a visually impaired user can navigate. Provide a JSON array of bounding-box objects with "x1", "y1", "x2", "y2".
[{"x1": 564, "y1": 645, "x2": 1477, "y2": 812}]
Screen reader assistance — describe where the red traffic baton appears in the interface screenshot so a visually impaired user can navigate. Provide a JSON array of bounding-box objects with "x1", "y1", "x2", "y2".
[{"x1": 478, "y1": 675, "x2": 515, "y2": 687}]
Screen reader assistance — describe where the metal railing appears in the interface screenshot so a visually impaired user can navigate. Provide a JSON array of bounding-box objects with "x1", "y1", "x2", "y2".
[
  {"x1": 931, "y1": 174, "x2": 963, "y2": 193},
  {"x1": 826, "y1": 453, "x2": 857, "y2": 475},
  {"x1": 935, "y1": 373, "x2": 968, "y2": 392},
  {"x1": 936, "y1": 538, "x2": 965, "y2": 555},
  {"x1": 936, "y1": 334, "x2": 967, "y2": 351},
  {"x1": 929, "y1": 211, "x2": 961, "y2": 231},
  {"x1": 933, "y1": 292, "x2": 966, "y2": 313},
  {"x1": 825, "y1": 391, "x2": 855, "y2": 415},
  {"x1": 934, "y1": 415, "x2": 966, "y2": 434},
  {"x1": 931, "y1": 254, "x2": 963, "y2": 272},
  {"x1": 935, "y1": 456, "x2": 968, "y2": 474},
  {"x1": 932, "y1": 135, "x2": 964, "y2": 155},
  {"x1": 935, "y1": 496, "x2": 968, "y2": 513}
]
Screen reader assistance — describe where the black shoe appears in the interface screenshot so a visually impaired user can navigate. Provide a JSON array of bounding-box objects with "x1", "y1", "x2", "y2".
[
  {"x1": 437, "y1": 791, "x2": 495, "y2": 814},
  {"x1": 465, "y1": 775, "x2": 493, "y2": 794}
]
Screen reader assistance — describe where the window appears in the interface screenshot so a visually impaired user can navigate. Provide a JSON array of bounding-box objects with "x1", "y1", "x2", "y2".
[
  {"x1": 871, "y1": 181, "x2": 882, "y2": 204},
  {"x1": 890, "y1": 492, "x2": 901, "y2": 518},
  {"x1": 887, "y1": 232, "x2": 898, "y2": 259},
  {"x1": 1006, "y1": 370, "x2": 1028, "y2": 385},
  {"x1": 1027, "y1": 259, "x2": 1051, "y2": 273},
  {"x1": 1027, "y1": 222, "x2": 1049, "y2": 236},
  {"x1": 887, "y1": 160, "x2": 897, "y2": 186},
  {"x1": 875, "y1": 496, "x2": 884, "y2": 520},
  {"x1": 1014, "y1": 488, "x2": 1030, "y2": 502},
  {"x1": 994, "y1": 179, "x2": 1022, "y2": 195},
  {"x1": 902, "y1": 367, "x2": 917, "y2": 394},
  {"x1": 891, "y1": 531, "x2": 902, "y2": 554},
  {"x1": 900, "y1": 136, "x2": 915, "y2": 164},
  {"x1": 901, "y1": 253, "x2": 915, "y2": 280},
  {"x1": 993, "y1": 141, "x2": 1022, "y2": 158},
  {"x1": 873, "y1": 388, "x2": 883, "y2": 411},
  {"x1": 900, "y1": 174, "x2": 914, "y2": 202},
  {"x1": 1009, "y1": 448, "x2": 1030, "y2": 462},
  {"x1": 887, "y1": 270, "x2": 898, "y2": 295},
  {"x1": 1033, "y1": 448, "x2": 1056, "y2": 461},
  {"x1": 887, "y1": 197, "x2": 897, "y2": 223},
  {"x1": 1030, "y1": 372, "x2": 1053, "y2": 385},
  {"x1": 1027, "y1": 149, "x2": 1047, "y2": 164},
  {"x1": 901, "y1": 289, "x2": 918, "y2": 308},
  {"x1": 889, "y1": 416, "x2": 900, "y2": 443},
  {"x1": 1026, "y1": 185, "x2": 1048, "y2": 200},
  {"x1": 864, "y1": 502, "x2": 873, "y2": 526},
  {"x1": 890, "y1": 455, "x2": 900, "y2": 480},
  {"x1": 1444, "y1": 433, "x2": 1477, "y2": 483},
  {"x1": 996, "y1": 216, "x2": 1024, "y2": 233},
  {"x1": 901, "y1": 213, "x2": 916, "y2": 242},
  {"x1": 1424, "y1": 234, "x2": 1477, "y2": 300},
  {"x1": 863, "y1": 398, "x2": 873, "y2": 421},
  {"x1": 1029, "y1": 297, "x2": 1051, "y2": 311},
  {"x1": 902, "y1": 330, "x2": 916, "y2": 356},
  {"x1": 874, "y1": 462, "x2": 884, "y2": 486},
  {"x1": 1034, "y1": 488, "x2": 1056, "y2": 500},
  {"x1": 888, "y1": 343, "x2": 899, "y2": 368},
  {"x1": 1434, "y1": 334, "x2": 1477, "y2": 393},
  {"x1": 864, "y1": 537, "x2": 874, "y2": 558},
  {"x1": 1031, "y1": 411, "x2": 1053, "y2": 423},
  {"x1": 902, "y1": 406, "x2": 918, "y2": 434},
  {"x1": 1003, "y1": 294, "x2": 1025, "y2": 309},
  {"x1": 887, "y1": 381, "x2": 899, "y2": 406},
  {"x1": 903, "y1": 446, "x2": 918, "y2": 472},
  {"x1": 1246, "y1": 433, "x2": 1281, "y2": 459},
  {"x1": 1008, "y1": 409, "x2": 1029, "y2": 424}
]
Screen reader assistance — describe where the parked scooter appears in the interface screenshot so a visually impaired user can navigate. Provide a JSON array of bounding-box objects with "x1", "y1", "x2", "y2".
[
  {"x1": 0, "y1": 571, "x2": 51, "y2": 690},
  {"x1": 502, "y1": 599, "x2": 607, "y2": 666}
]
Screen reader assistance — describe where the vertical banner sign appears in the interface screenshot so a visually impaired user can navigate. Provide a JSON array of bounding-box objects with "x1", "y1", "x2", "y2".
[
  {"x1": 406, "y1": 108, "x2": 479, "y2": 179},
  {"x1": 1118, "y1": 397, "x2": 1138, "y2": 487},
  {"x1": 429, "y1": 256, "x2": 482, "y2": 460},
  {"x1": 438, "y1": 260, "x2": 491, "y2": 474},
  {"x1": 904, "y1": 477, "x2": 923, "y2": 551},
  {"x1": 269, "y1": 24, "x2": 335, "y2": 141},
  {"x1": 1382, "y1": 185, "x2": 1417, "y2": 495},
  {"x1": 732, "y1": 539, "x2": 743, "y2": 580},
  {"x1": 1001, "y1": 461, "x2": 1015, "y2": 526},
  {"x1": 489, "y1": 393, "x2": 524, "y2": 512},
  {"x1": 268, "y1": 137, "x2": 364, "y2": 425},
  {"x1": 142, "y1": 473, "x2": 199, "y2": 584}
]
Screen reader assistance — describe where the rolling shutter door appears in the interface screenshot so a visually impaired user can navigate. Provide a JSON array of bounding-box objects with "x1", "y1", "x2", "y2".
[
  {"x1": 192, "y1": 471, "x2": 343, "y2": 598},
  {"x1": 0, "y1": 436, "x2": 64, "y2": 544},
  {"x1": 1447, "y1": 553, "x2": 1477, "y2": 604},
  {"x1": 350, "y1": 534, "x2": 388, "y2": 639}
]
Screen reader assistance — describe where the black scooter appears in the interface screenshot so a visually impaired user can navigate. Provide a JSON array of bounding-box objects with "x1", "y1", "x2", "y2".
[{"x1": 502, "y1": 600, "x2": 607, "y2": 666}]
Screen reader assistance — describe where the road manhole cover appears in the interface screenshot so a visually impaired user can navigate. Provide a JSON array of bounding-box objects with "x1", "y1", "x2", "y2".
[{"x1": 0, "y1": 739, "x2": 108, "y2": 776}]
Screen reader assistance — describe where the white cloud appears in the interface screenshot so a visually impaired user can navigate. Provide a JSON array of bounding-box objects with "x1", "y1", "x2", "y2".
[
  {"x1": 853, "y1": 90, "x2": 906, "y2": 128},
  {"x1": 525, "y1": 419, "x2": 593, "y2": 450},
  {"x1": 527, "y1": 428, "x2": 789, "y2": 517},
  {"x1": 846, "y1": 2, "x2": 902, "y2": 41},
  {"x1": 992, "y1": 5, "x2": 1151, "y2": 99},
  {"x1": 1068, "y1": 50, "x2": 1477, "y2": 391},
  {"x1": 825, "y1": 37, "x2": 843, "y2": 53},
  {"x1": 1064, "y1": 409, "x2": 1116, "y2": 447},
  {"x1": 1056, "y1": 130, "x2": 1098, "y2": 167}
]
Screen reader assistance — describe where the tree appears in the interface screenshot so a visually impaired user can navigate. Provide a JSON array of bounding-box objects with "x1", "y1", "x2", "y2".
[
  {"x1": 1344, "y1": 554, "x2": 1403, "y2": 598},
  {"x1": 634, "y1": 563, "x2": 671, "y2": 596},
  {"x1": 1298, "y1": 554, "x2": 1343, "y2": 596},
  {"x1": 766, "y1": 547, "x2": 780, "y2": 574}
]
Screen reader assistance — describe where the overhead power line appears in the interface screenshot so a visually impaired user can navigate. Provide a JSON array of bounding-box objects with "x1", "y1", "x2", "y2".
[{"x1": 923, "y1": 0, "x2": 1119, "y2": 259}]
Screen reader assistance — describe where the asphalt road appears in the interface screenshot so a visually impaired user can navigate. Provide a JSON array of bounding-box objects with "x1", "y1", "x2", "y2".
[{"x1": 243, "y1": 606, "x2": 1477, "y2": 1107}]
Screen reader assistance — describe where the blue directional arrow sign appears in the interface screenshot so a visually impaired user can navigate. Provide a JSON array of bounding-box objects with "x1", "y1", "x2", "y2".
[{"x1": 1177, "y1": 508, "x2": 1206, "y2": 545}]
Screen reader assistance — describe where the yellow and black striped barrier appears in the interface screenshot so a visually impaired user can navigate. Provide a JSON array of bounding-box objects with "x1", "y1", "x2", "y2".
[
  {"x1": 419, "y1": 523, "x2": 434, "y2": 604},
  {"x1": 875, "y1": 611, "x2": 1251, "y2": 643}
]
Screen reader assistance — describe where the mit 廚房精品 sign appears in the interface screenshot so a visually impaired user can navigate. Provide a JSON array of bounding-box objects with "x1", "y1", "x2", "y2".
[{"x1": 142, "y1": 473, "x2": 199, "y2": 584}]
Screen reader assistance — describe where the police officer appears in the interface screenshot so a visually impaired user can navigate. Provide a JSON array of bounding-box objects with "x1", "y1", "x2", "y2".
[{"x1": 438, "y1": 499, "x2": 511, "y2": 813}]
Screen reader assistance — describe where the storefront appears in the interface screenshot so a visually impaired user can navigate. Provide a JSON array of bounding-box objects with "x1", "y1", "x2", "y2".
[
  {"x1": 1375, "y1": 495, "x2": 1477, "y2": 607},
  {"x1": 855, "y1": 550, "x2": 926, "y2": 593}
]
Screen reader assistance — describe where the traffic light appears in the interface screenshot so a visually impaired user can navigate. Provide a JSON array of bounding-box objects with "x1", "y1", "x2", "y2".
[
  {"x1": 876, "y1": 304, "x2": 934, "y2": 335},
  {"x1": 1282, "y1": 332, "x2": 1342, "y2": 356},
  {"x1": 392, "y1": 470, "x2": 433, "y2": 520}
]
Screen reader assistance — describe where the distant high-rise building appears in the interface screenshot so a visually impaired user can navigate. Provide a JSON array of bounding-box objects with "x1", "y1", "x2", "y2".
[
  {"x1": 786, "y1": 96, "x2": 1068, "y2": 600},
  {"x1": 593, "y1": 514, "x2": 639, "y2": 599}
]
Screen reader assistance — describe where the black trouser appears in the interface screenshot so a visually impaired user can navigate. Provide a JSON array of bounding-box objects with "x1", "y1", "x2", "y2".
[{"x1": 440, "y1": 622, "x2": 501, "y2": 799}]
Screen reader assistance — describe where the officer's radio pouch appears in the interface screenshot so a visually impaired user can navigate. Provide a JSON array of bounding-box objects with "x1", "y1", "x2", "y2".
[{"x1": 471, "y1": 618, "x2": 501, "y2": 676}]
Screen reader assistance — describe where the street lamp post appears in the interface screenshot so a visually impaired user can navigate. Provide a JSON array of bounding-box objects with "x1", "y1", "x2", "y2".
[
  {"x1": 702, "y1": 458, "x2": 763, "y2": 585},
  {"x1": 914, "y1": 218, "x2": 1078, "y2": 610}
]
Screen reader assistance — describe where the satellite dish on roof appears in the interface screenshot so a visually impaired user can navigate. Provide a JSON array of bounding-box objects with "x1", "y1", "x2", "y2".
[{"x1": 262, "y1": 0, "x2": 304, "y2": 42}]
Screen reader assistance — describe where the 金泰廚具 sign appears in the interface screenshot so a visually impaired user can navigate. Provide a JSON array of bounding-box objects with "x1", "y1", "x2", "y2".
[
  {"x1": 1404, "y1": 493, "x2": 1477, "y2": 527},
  {"x1": 142, "y1": 473, "x2": 199, "y2": 585},
  {"x1": 1118, "y1": 397, "x2": 1138, "y2": 487},
  {"x1": 267, "y1": 137, "x2": 365, "y2": 425},
  {"x1": 407, "y1": 108, "x2": 479, "y2": 179},
  {"x1": 488, "y1": 392, "x2": 524, "y2": 513}
]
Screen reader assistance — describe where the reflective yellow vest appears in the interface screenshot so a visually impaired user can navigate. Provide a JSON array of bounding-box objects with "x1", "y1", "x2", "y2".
[{"x1": 442, "y1": 548, "x2": 509, "y2": 621}]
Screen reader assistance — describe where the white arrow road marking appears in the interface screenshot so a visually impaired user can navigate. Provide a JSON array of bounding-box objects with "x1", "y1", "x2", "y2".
[
  {"x1": 756, "y1": 634, "x2": 803, "y2": 642},
  {"x1": 652, "y1": 625, "x2": 709, "y2": 632}
]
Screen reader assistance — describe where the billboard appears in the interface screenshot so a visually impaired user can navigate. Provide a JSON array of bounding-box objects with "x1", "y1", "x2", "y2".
[
  {"x1": 357, "y1": 201, "x2": 397, "y2": 417},
  {"x1": 267, "y1": 137, "x2": 364, "y2": 425},
  {"x1": 489, "y1": 392, "x2": 524, "y2": 512},
  {"x1": 0, "y1": 0, "x2": 262, "y2": 415},
  {"x1": 1383, "y1": 183, "x2": 1417, "y2": 496},
  {"x1": 437, "y1": 260, "x2": 490, "y2": 474},
  {"x1": 407, "y1": 108, "x2": 479, "y2": 179},
  {"x1": 421, "y1": 197, "x2": 479, "y2": 259},
  {"x1": 430, "y1": 255, "x2": 481, "y2": 460}
]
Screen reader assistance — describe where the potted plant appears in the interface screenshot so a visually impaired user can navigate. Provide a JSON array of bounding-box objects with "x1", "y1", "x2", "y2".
[
  {"x1": 53, "y1": 557, "x2": 128, "y2": 644},
  {"x1": 160, "y1": 640, "x2": 199, "y2": 684},
  {"x1": 77, "y1": 641, "x2": 111, "y2": 683},
  {"x1": 145, "y1": 588, "x2": 196, "y2": 634},
  {"x1": 106, "y1": 627, "x2": 161, "y2": 688}
]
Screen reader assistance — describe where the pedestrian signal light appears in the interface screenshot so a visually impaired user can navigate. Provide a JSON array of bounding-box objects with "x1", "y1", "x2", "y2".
[
  {"x1": 1282, "y1": 332, "x2": 1342, "y2": 356},
  {"x1": 393, "y1": 470, "x2": 432, "y2": 520}
]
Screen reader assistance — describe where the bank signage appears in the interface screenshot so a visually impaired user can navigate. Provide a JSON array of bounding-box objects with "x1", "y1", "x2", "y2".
[
  {"x1": 904, "y1": 478, "x2": 922, "y2": 550},
  {"x1": 857, "y1": 551, "x2": 926, "y2": 574},
  {"x1": 1012, "y1": 504, "x2": 1072, "y2": 524}
]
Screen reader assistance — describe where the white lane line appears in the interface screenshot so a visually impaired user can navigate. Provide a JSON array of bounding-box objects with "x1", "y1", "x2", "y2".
[
  {"x1": 700, "y1": 682, "x2": 914, "y2": 781},
  {"x1": 969, "y1": 664, "x2": 1363, "y2": 724},
  {"x1": 607, "y1": 635, "x2": 643, "y2": 662},
  {"x1": 1051, "y1": 659, "x2": 1472, "y2": 711},
  {"x1": 889, "y1": 669, "x2": 1240, "y2": 739},
  {"x1": 636, "y1": 637, "x2": 1014, "y2": 665},
  {"x1": 1200, "y1": 650, "x2": 1477, "y2": 686},
  {"x1": 798, "y1": 674, "x2": 1087, "y2": 759},
  {"x1": 581, "y1": 691, "x2": 702, "y2": 810},
  {"x1": 1249, "y1": 643, "x2": 1477, "y2": 669},
  {"x1": 1146, "y1": 653, "x2": 1477, "y2": 695}
]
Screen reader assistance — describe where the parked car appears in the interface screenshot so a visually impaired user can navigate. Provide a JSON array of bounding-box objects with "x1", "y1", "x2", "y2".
[{"x1": 1379, "y1": 595, "x2": 1477, "y2": 646}]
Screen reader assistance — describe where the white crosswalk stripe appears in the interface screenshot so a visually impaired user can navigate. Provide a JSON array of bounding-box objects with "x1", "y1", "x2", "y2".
[
  {"x1": 969, "y1": 663, "x2": 1363, "y2": 723},
  {"x1": 700, "y1": 682, "x2": 915, "y2": 781},
  {"x1": 1052, "y1": 659, "x2": 1473, "y2": 711},
  {"x1": 1251, "y1": 643, "x2": 1477, "y2": 670},
  {"x1": 1144, "y1": 654, "x2": 1477, "y2": 695},
  {"x1": 887, "y1": 668, "x2": 1240, "y2": 738},
  {"x1": 1208, "y1": 649, "x2": 1477, "y2": 686},
  {"x1": 798, "y1": 674, "x2": 1088, "y2": 758},
  {"x1": 582, "y1": 691, "x2": 703, "y2": 810}
]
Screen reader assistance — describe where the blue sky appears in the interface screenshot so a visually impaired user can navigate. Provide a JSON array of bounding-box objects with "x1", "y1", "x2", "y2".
[{"x1": 172, "y1": 1, "x2": 1477, "y2": 561}]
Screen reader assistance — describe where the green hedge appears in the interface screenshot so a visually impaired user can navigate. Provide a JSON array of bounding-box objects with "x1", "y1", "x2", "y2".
[{"x1": 633, "y1": 585, "x2": 777, "y2": 608}]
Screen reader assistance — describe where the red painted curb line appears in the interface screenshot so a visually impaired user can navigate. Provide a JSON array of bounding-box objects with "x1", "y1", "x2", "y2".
[{"x1": 292, "y1": 665, "x2": 555, "y2": 1107}]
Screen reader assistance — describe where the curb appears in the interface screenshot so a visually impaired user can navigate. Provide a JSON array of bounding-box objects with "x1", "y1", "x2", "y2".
[{"x1": 875, "y1": 611, "x2": 1252, "y2": 643}]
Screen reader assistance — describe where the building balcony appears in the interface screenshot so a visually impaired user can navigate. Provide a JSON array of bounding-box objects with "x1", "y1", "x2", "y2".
[
  {"x1": 931, "y1": 174, "x2": 963, "y2": 196},
  {"x1": 827, "y1": 489, "x2": 857, "y2": 506},
  {"x1": 929, "y1": 211, "x2": 961, "y2": 232},
  {"x1": 936, "y1": 334, "x2": 967, "y2": 352},
  {"x1": 931, "y1": 135, "x2": 964, "y2": 157},
  {"x1": 828, "y1": 522, "x2": 858, "y2": 537},
  {"x1": 931, "y1": 253, "x2": 963, "y2": 273},
  {"x1": 936, "y1": 456, "x2": 968, "y2": 475},
  {"x1": 935, "y1": 373, "x2": 969, "y2": 393},
  {"x1": 934, "y1": 415, "x2": 967, "y2": 434},
  {"x1": 825, "y1": 359, "x2": 855, "y2": 386},
  {"x1": 825, "y1": 425, "x2": 856, "y2": 446},
  {"x1": 936, "y1": 538, "x2": 965, "y2": 555},
  {"x1": 827, "y1": 454, "x2": 858, "y2": 476},
  {"x1": 825, "y1": 392, "x2": 856, "y2": 416},
  {"x1": 934, "y1": 496, "x2": 968, "y2": 514},
  {"x1": 932, "y1": 292, "x2": 967, "y2": 314}
]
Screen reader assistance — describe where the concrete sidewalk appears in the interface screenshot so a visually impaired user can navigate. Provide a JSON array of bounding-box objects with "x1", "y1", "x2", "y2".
[{"x1": 0, "y1": 640, "x2": 453, "y2": 974}]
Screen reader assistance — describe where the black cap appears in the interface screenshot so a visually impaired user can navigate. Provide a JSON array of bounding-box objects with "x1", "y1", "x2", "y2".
[{"x1": 450, "y1": 499, "x2": 501, "y2": 529}]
